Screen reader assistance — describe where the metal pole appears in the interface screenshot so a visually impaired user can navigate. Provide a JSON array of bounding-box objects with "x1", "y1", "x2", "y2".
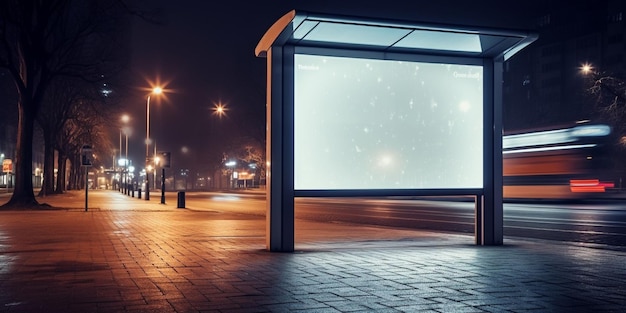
[
  {"x1": 146, "y1": 95, "x2": 150, "y2": 201},
  {"x1": 153, "y1": 141, "x2": 157, "y2": 190},
  {"x1": 125, "y1": 133, "x2": 129, "y2": 195},
  {"x1": 161, "y1": 168, "x2": 166, "y2": 204},
  {"x1": 85, "y1": 168, "x2": 89, "y2": 212},
  {"x1": 119, "y1": 131, "x2": 122, "y2": 192},
  {"x1": 111, "y1": 154, "x2": 115, "y2": 190}
]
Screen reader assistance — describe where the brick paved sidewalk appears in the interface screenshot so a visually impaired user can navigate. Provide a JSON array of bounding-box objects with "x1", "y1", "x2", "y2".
[{"x1": 0, "y1": 191, "x2": 624, "y2": 312}]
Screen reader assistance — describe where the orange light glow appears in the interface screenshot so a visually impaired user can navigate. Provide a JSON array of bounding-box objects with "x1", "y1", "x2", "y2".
[
  {"x1": 569, "y1": 179, "x2": 614, "y2": 193},
  {"x1": 141, "y1": 76, "x2": 174, "y2": 103},
  {"x1": 580, "y1": 63, "x2": 593, "y2": 75},
  {"x1": 570, "y1": 186, "x2": 605, "y2": 193},
  {"x1": 212, "y1": 101, "x2": 228, "y2": 118},
  {"x1": 570, "y1": 179, "x2": 600, "y2": 186}
]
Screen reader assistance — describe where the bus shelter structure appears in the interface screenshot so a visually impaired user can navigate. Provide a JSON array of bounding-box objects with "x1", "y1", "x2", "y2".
[{"x1": 256, "y1": 10, "x2": 537, "y2": 252}]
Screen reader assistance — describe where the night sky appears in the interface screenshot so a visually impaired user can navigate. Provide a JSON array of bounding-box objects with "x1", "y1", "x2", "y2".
[{"x1": 123, "y1": 0, "x2": 545, "y2": 171}]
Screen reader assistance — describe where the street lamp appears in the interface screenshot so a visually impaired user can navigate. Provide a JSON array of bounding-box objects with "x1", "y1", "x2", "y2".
[
  {"x1": 120, "y1": 114, "x2": 130, "y2": 194},
  {"x1": 125, "y1": 130, "x2": 129, "y2": 194},
  {"x1": 118, "y1": 133, "x2": 122, "y2": 192},
  {"x1": 145, "y1": 86, "x2": 163, "y2": 201}
]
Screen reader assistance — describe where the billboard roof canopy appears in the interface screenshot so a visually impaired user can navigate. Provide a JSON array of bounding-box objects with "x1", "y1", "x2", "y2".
[{"x1": 256, "y1": 10, "x2": 537, "y2": 61}]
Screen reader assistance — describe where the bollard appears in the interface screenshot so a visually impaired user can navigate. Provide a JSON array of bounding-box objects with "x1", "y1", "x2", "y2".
[
  {"x1": 177, "y1": 191, "x2": 185, "y2": 208},
  {"x1": 137, "y1": 188, "x2": 142, "y2": 199}
]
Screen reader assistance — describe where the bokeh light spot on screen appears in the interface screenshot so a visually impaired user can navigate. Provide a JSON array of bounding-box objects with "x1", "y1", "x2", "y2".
[{"x1": 459, "y1": 100, "x2": 471, "y2": 112}]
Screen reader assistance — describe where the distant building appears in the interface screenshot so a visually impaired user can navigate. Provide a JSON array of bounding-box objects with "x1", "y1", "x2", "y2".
[{"x1": 504, "y1": 0, "x2": 626, "y2": 131}]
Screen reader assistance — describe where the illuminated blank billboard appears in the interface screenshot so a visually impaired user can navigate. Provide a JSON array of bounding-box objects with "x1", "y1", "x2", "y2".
[{"x1": 294, "y1": 54, "x2": 483, "y2": 190}]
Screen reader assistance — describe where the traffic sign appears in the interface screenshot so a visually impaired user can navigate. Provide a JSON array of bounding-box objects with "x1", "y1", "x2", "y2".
[
  {"x1": 161, "y1": 152, "x2": 171, "y2": 168},
  {"x1": 81, "y1": 145, "x2": 93, "y2": 167},
  {"x1": 2, "y1": 159, "x2": 12, "y2": 173}
]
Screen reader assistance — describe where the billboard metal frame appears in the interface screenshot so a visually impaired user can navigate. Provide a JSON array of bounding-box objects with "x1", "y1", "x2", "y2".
[{"x1": 257, "y1": 10, "x2": 537, "y2": 251}]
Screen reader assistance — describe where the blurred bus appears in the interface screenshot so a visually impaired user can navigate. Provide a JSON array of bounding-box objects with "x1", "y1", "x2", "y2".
[{"x1": 503, "y1": 122, "x2": 617, "y2": 199}]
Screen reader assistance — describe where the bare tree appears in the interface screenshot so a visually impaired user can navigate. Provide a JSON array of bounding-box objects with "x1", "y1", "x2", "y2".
[
  {"x1": 59, "y1": 104, "x2": 113, "y2": 190},
  {"x1": 56, "y1": 104, "x2": 102, "y2": 191},
  {"x1": 581, "y1": 65, "x2": 626, "y2": 152},
  {"x1": 582, "y1": 69, "x2": 626, "y2": 182},
  {"x1": 587, "y1": 74, "x2": 626, "y2": 133},
  {"x1": 39, "y1": 72, "x2": 123, "y2": 194},
  {"x1": 36, "y1": 78, "x2": 79, "y2": 195},
  {"x1": 228, "y1": 136, "x2": 266, "y2": 186},
  {"x1": 0, "y1": 0, "x2": 130, "y2": 207}
]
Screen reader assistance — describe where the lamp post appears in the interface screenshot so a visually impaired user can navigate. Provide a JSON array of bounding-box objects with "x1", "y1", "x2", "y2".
[
  {"x1": 125, "y1": 129, "x2": 129, "y2": 194},
  {"x1": 0, "y1": 153, "x2": 3, "y2": 192},
  {"x1": 154, "y1": 155, "x2": 165, "y2": 204},
  {"x1": 111, "y1": 152, "x2": 116, "y2": 190},
  {"x1": 1, "y1": 153, "x2": 4, "y2": 190},
  {"x1": 145, "y1": 87, "x2": 163, "y2": 201},
  {"x1": 154, "y1": 155, "x2": 160, "y2": 192},
  {"x1": 159, "y1": 152, "x2": 169, "y2": 204},
  {"x1": 153, "y1": 142, "x2": 158, "y2": 190},
  {"x1": 128, "y1": 165, "x2": 135, "y2": 197},
  {"x1": 118, "y1": 131, "x2": 122, "y2": 192},
  {"x1": 120, "y1": 114, "x2": 130, "y2": 194}
]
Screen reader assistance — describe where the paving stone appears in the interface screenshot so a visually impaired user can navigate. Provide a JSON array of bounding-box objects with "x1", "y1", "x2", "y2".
[{"x1": 0, "y1": 191, "x2": 624, "y2": 312}]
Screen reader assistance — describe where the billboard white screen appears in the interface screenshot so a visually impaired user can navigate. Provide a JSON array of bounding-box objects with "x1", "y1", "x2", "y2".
[{"x1": 294, "y1": 54, "x2": 483, "y2": 189}]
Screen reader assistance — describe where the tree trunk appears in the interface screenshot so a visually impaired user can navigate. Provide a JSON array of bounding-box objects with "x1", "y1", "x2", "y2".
[
  {"x1": 38, "y1": 131, "x2": 56, "y2": 197},
  {"x1": 68, "y1": 155, "x2": 80, "y2": 190},
  {"x1": 68, "y1": 157, "x2": 75, "y2": 190},
  {"x1": 55, "y1": 154, "x2": 68, "y2": 193},
  {"x1": 4, "y1": 99, "x2": 38, "y2": 207}
]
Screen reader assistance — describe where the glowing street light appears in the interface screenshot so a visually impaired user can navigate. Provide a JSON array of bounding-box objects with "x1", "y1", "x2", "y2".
[
  {"x1": 580, "y1": 63, "x2": 594, "y2": 75},
  {"x1": 212, "y1": 101, "x2": 228, "y2": 118}
]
